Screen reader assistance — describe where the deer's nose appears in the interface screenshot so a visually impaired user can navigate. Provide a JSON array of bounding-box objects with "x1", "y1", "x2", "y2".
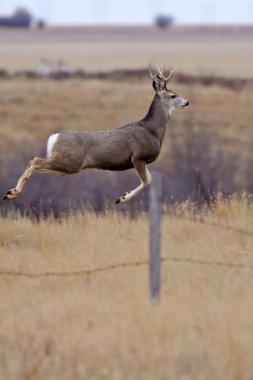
[{"x1": 185, "y1": 101, "x2": 189, "y2": 107}]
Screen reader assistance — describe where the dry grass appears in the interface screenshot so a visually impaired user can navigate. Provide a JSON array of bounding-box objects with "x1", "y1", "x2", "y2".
[{"x1": 0, "y1": 196, "x2": 253, "y2": 379}]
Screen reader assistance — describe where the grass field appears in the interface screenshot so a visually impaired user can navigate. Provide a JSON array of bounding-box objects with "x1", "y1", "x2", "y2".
[{"x1": 1, "y1": 197, "x2": 253, "y2": 379}]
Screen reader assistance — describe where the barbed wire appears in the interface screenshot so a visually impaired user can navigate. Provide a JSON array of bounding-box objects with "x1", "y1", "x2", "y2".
[
  {"x1": 0, "y1": 255, "x2": 253, "y2": 279},
  {"x1": 171, "y1": 215, "x2": 253, "y2": 238},
  {"x1": 0, "y1": 210, "x2": 252, "y2": 278}
]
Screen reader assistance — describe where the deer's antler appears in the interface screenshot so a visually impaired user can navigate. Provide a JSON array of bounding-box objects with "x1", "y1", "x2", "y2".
[
  {"x1": 150, "y1": 64, "x2": 175, "y2": 82},
  {"x1": 150, "y1": 64, "x2": 175, "y2": 91},
  {"x1": 149, "y1": 63, "x2": 155, "y2": 79},
  {"x1": 158, "y1": 65, "x2": 175, "y2": 81}
]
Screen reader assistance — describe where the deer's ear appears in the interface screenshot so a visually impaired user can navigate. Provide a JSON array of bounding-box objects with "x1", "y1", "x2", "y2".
[{"x1": 152, "y1": 75, "x2": 165, "y2": 94}]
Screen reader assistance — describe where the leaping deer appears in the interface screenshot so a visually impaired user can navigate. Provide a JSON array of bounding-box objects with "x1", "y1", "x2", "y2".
[{"x1": 3, "y1": 66, "x2": 189, "y2": 204}]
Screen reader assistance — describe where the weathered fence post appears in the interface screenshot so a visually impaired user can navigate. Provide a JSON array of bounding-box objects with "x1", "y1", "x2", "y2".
[{"x1": 149, "y1": 171, "x2": 162, "y2": 304}]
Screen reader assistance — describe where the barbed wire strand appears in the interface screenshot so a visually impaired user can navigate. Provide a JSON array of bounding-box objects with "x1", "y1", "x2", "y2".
[
  {"x1": 0, "y1": 256, "x2": 253, "y2": 279},
  {"x1": 0, "y1": 213, "x2": 252, "y2": 278},
  {"x1": 171, "y1": 215, "x2": 253, "y2": 238}
]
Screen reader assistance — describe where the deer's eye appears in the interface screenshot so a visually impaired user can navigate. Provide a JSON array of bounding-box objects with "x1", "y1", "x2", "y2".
[{"x1": 171, "y1": 95, "x2": 176, "y2": 99}]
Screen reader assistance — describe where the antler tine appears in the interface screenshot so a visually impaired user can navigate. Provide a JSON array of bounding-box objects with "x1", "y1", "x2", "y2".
[
  {"x1": 149, "y1": 63, "x2": 155, "y2": 79},
  {"x1": 164, "y1": 68, "x2": 175, "y2": 82},
  {"x1": 157, "y1": 65, "x2": 164, "y2": 77}
]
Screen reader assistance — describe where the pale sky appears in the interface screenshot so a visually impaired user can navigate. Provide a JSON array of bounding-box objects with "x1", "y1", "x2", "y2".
[{"x1": 0, "y1": 0, "x2": 253, "y2": 25}]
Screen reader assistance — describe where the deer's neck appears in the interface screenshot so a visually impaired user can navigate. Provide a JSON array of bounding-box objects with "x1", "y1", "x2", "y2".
[{"x1": 141, "y1": 95, "x2": 170, "y2": 143}]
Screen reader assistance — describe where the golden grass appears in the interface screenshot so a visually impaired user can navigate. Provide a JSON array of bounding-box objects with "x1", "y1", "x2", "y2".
[{"x1": 1, "y1": 197, "x2": 253, "y2": 379}]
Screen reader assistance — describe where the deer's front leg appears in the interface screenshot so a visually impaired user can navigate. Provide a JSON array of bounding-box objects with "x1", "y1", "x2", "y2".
[{"x1": 116, "y1": 160, "x2": 152, "y2": 204}]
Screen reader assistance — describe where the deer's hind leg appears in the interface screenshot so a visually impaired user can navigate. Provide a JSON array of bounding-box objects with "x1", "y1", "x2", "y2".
[
  {"x1": 116, "y1": 159, "x2": 152, "y2": 204},
  {"x1": 3, "y1": 157, "x2": 66, "y2": 200}
]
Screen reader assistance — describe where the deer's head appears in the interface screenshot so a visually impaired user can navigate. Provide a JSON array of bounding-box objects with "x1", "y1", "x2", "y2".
[{"x1": 150, "y1": 65, "x2": 189, "y2": 114}]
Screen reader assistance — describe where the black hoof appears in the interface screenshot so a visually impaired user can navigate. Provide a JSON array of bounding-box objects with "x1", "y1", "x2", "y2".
[
  {"x1": 116, "y1": 195, "x2": 127, "y2": 204},
  {"x1": 3, "y1": 190, "x2": 11, "y2": 200},
  {"x1": 3, "y1": 190, "x2": 16, "y2": 200}
]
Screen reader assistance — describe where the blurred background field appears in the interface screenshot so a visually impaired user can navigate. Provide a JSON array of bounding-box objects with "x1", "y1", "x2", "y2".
[
  {"x1": 0, "y1": 26, "x2": 253, "y2": 77},
  {"x1": 0, "y1": 1, "x2": 253, "y2": 378}
]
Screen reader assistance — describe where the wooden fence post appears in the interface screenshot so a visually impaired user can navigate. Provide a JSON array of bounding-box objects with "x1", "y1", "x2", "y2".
[{"x1": 149, "y1": 171, "x2": 162, "y2": 304}]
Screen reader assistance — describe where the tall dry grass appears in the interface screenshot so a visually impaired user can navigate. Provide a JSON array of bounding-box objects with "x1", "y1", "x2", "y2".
[{"x1": 0, "y1": 196, "x2": 253, "y2": 379}]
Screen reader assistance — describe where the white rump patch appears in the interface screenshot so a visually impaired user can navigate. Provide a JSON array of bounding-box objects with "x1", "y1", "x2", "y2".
[{"x1": 47, "y1": 133, "x2": 59, "y2": 158}]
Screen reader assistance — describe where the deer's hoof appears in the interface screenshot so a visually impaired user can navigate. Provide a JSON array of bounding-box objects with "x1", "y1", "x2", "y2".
[
  {"x1": 116, "y1": 196, "x2": 125, "y2": 204},
  {"x1": 115, "y1": 192, "x2": 131, "y2": 204},
  {"x1": 3, "y1": 189, "x2": 19, "y2": 200}
]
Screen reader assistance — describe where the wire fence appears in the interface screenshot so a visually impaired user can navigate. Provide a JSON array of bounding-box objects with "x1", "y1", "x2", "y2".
[
  {"x1": 1, "y1": 195, "x2": 253, "y2": 279},
  {"x1": 0, "y1": 255, "x2": 253, "y2": 279},
  {"x1": 178, "y1": 217, "x2": 253, "y2": 238}
]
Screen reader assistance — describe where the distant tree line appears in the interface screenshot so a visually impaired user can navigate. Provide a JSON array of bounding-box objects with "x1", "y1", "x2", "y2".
[{"x1": 0, "y1": 8, "x2": 45, "y2": 28}]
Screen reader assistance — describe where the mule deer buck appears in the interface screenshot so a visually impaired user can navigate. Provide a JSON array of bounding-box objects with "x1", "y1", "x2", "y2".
[{"x1": 3, "y1": 66, "x2": 189, "y2": 204}]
